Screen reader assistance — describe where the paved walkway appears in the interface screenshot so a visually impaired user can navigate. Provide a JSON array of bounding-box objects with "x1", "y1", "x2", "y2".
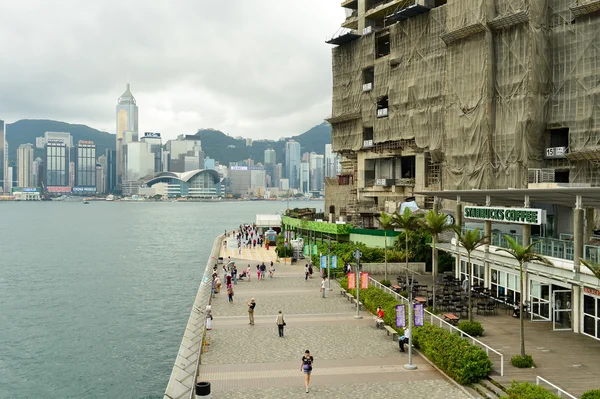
[{"x1": 197, "y1": 239, "x2": 470, "y2": 398}]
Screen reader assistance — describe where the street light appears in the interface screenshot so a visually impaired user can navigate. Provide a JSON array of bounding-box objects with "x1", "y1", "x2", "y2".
[
  {"x1": 353, "y1": 249, "x2": 362, "y2": 319},
  {"x1": 327, "y1": 235, "x2": 332, "y2": 291},
  {"x1": 404, "y1": 268, "x2": 417, "y2": 371}
]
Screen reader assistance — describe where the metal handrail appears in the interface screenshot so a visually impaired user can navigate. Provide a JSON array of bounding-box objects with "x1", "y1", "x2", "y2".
[
  {"x1": 535, "y1": 376, "x2": 577, "y2": 399},
  {"x1": 368, "y1": 277, "x2": 505, "y2": 376}
]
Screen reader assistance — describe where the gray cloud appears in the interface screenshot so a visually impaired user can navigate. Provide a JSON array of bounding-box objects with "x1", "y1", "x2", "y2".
[{"x1": 0, "y1": 0, "x2": 344, "y2": 139}]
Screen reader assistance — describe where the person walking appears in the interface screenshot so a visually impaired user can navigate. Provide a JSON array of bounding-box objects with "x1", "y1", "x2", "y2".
[
  {"x1": 205, "y1": 310, "x2": 213, "y2": 330},
  {"x1": 269, "y1": 261, "x2": 275, "y2": 278},
  {"x1": 256, "y1": 265, "x2": 261, "y2": 281},
  {"x1": 232, "y1": 264, "x2": 238, "y2": 285},
  {"x1": 305, "y1": 264, "x2": 309, "y2": 281},
  {"x1": 246, "y1": 264, "x2": 251, "y2": 282},
  {"x1": 300, "y1": 350, "x2": 314, "y2": 393},
  {"x1": 247, "y1": 298, "x2": 256, "y2": 325},
  {"x1": 320, "y1": 278, "x2": 327, "y2": 298},
  {"x1": 227, "y1": 283, "x2": 234, "y2": 303},
  {"x1": 276, "y1": 310, "x2": 286, "y2": 337},
  {"x1": 260, "y1": 262, "x2": 266, "y2": 279},
  {"x1": 308, "y1": 263, "x2": 313, "y2": 278}
]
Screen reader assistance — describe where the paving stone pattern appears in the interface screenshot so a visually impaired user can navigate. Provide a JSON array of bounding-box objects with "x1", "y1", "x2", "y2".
[{"x1": 196, "y1": 241, "x2": 471, "y2": 399}]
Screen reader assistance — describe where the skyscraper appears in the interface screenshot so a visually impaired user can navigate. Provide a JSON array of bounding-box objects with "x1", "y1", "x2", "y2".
[
  {"x1": 45, "y1": 135, "x2": 71, "y2": 188},
  {"x1": 32, "y1": 157, "x2": 43, "y2": 188},
  {"x1": 97, "y1": 155, "x2": 107, "y2": 194},
  {"x1": 264, "y1": 148, "x2": 276, "y2": 187},
  {"x1": 0, "y1": 120, "x2": 6, "y2": 192},
  {"x1": 17, "y1": 143, "x2": 34, "y2": 188},
  {"x1": 140, "y1": 132, "x2": 162, "y2": 173},
  {"x1": 116, "y1": 83, "x2": 139, "y2": 185},
  {"x1": 105, "y1": 149, "x2": 117, "y2": 194},
  {"x1": 310, "y1": 152, "x2": 324, "y2": 192},
  {"x1": 75, "y1": 141, "x2": 96, "y2": 191},
  {"x1": 324, "y1": 144, "x2": 340, "y2": 178},
  {"x1": 285, "y1": 140, "x2": 301, "y2": 189}
]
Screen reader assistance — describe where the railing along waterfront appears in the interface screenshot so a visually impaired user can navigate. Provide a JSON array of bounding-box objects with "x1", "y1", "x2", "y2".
[
  {"x1": 163, "y1": 234, "x2": 223, "y2": 399},
  {"x1": 535, "y1": 376, "x2": 577, "y2": 399},
  {"x1": 368, "y1": 277, "x2": 505, "y2": 376}
]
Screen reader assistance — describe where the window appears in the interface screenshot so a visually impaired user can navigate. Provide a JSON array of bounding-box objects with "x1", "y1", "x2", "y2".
[
  {"x1": 554, "y1": 170, "x2": 569, "y2": 183},
  {"x1": 583, "y1": 293, "x2": 600, "y2": 340},
  {"x1": 363, "y1": 67, "x2": 374, "y2": 91},
  {"x1": 376, "y1": 33, "x2": 390, "y2": 59},
  {"x1": 547, "y1": 128, "x2": 569, "y2": 148},
  {"x1": 376, "y1": 96, "x2": 389, "y2": 118},
  {"x1": 401, "y1": 156, "x2": 415, "y2": 179}
]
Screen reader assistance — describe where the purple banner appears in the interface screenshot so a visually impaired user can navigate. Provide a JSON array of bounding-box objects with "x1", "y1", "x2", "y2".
[
  {"x1": 414, "y1": 303, "x2": 425, "y2": 327},
  {"x1": 395, "y1": 304, "x2": 406, "y2": 328}
]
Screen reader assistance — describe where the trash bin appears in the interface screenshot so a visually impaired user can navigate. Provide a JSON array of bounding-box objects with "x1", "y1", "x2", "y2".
[
  {"x1": 195, "y1": 381, "x2": 211, "y2": 398},
  {"x1": 218, "y1": 257, "x2": 223, "y2": 265}
]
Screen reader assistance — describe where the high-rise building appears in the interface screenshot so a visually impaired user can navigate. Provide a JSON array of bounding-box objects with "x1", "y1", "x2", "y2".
[
  {"x1": 264, "y1": 148, "x2": 276, "y2": 187},
  {"x1": 165, "y1": 135, "x2": 203, "y2": 172},
  {"x1": 310, "y1": 152, "x2": 325, "y2": 192},
  {"x1": 300, "y1": 161, "x2": 310, "y2": 193},
  {"x1": 17, "y1": 143, "x2": 34, "y2": 188},
  {"x1": 324, "y1": 144, "x2": 340, "y2": 178},
  {"x1": 285, "y1": 140, "x2": 301, "y2": 189},
  {"x1": 45, "y1": 137, "x2": 70, "y2": 188},
  {"x1": 274, "y1": 163, "x2": 283, "y2": 189},
  {"x1": 105, "y1": 149, "x2": 117, "y2": 194},
  {"x1": 116, "y1": 83, "x2": 139, "y2": 185},
  {"x1": 0, "y1": 120, "x2": 7, "y2": 193},
  {"x1": 126, "y1": 142, "x2": 154, "y2": 181},
  {"x1": 75, "y1": 141, "x2": 96, "y2": 191},
  {"x1": 96, "y1": 155, "x2": 107, "y2": 194},
  {"x1": 32, "y1": 157, "x2": 43, "y2": 188},
  {"x1": 140, "y1": 132, "x2": 162, "y2": 173}
]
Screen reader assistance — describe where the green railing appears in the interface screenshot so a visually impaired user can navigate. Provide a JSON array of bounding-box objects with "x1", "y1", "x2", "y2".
[{"x1": 282, "y1": 216, "x2": 354, "y2": 235}]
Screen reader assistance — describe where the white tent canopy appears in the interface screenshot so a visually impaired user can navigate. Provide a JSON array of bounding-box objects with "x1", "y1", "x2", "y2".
[{"x1": 256, "y1": 214, "x2": 282, "y2": 228}]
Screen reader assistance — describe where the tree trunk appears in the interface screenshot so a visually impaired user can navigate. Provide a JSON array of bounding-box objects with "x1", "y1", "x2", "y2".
[
  {"x1": 432, "y1": 235, "x2": 437, "y2": 312},
  {"x1": 384, "y1": 230, "x2": 388, "y2": 281},
  {"x1": 468, "y1": 253, "x2": 473, "y2": 322},
  {"x1": 519, "y1": 261, "x2": 526, "y2": 357},
  {"x1": 405, "y1": 233, "x2": 409, "y2": 292}
]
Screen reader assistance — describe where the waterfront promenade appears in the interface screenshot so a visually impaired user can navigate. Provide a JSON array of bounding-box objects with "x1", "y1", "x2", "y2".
[{"x1": 197, "y1": 240, "x2": 470, "y2": 398}]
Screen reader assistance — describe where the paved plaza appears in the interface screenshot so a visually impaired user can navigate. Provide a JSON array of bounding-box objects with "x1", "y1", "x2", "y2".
[{"x1": 197, "y1": 239, "x2": 471, "y2": 398}]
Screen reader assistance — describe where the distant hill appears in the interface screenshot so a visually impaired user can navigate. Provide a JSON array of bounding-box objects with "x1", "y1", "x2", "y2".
[
  {"x1": 5, "y1": 120, "x2": 114, "y2": 162},
  {"x1": 194, "y1": 122, "x2": 331, "y2": 165},
  {"x1": 4, "y1": 119, "x2": 331, "y2": 165}
]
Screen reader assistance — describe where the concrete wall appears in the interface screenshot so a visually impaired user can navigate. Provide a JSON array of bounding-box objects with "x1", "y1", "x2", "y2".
[{"x1": 360, "y1": 262, "x2": 426, "y2": 276}]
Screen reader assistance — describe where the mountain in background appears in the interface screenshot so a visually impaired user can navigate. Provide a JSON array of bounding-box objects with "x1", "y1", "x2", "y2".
[
  {"x1": 4, "y1": 119, "x2": 331, "y2": 165},
  {"x1": 6, "y1": 120, "x2": 114, "y2": 162},
  {"x1": 193, "y1": 122, "x2": 331, "y2": 165}
]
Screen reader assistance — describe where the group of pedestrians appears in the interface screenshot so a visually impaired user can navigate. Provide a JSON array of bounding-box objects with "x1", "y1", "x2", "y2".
[
  {"x1": 213, "y1": 263, "x2": 237, "y2": 303},
  {"x1": 235, "y1": 224, "x2": 265, "y2": 253}
]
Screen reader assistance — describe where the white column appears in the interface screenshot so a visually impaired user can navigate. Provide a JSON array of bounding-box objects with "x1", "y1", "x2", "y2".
[{"x1": 573, "y1": 285, "x2": 580, "y2": 334}]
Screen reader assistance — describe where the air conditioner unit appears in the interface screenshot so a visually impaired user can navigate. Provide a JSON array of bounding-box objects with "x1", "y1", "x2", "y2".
[
  {"x1": 363, "y1": 139, "x2": 374, "y2": 148},
  {"x1": 363, "y1": 82, "x2": 373, "y2": 92},
  {"x1": 377, "y1": 108, "x2": 389, "y2": 118},
  {"x1": 376, "y1": 178, "x2": 394, "y2": 187}
]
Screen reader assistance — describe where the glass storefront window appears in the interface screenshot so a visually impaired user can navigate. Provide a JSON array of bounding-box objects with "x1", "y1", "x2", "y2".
[{"x1": 583, "y1": 294, "x2": 599, "y2": 340}]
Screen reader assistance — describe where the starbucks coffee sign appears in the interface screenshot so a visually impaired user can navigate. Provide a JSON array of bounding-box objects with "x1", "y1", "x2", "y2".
[{"x1": 464, "y1": 206, "x2": 543, "y2": 225}]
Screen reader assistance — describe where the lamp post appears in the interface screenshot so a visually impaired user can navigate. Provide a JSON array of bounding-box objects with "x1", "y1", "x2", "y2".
[
  {"x1": 327, "y1": 235, "x2": 332, "y2": 291},
  {"x1": 353, "y1": 249, "x2": 362, "y2": 319},
  {"x1": 404, "y1": 270, "x2": 417, "y2": 371}
]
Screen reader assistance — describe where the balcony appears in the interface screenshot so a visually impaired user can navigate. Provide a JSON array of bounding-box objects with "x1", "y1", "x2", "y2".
[
  {"x1": 376, "y1": 178, "x2": 394, "y2": 187},
  {"x1": 377, "y1": 108, "x2": 389, "y2": 118},
  {"x1": 341, "y1": 0, "x2": 358, "y2": 9},
  {"x1": 326, "y1": 28, "x2": 362, "y2": 45},
  {"x1": 342, "y1": 10, "x2": 359, "y2": 29},
  {"x1": 363, "y1": 82, "x2": 373, "y2": 92},
  {"x1": 395, "y1": 178, "x2": 415, "y2": 187},
  {"x1": 363, "y1": 139, "x2": 374, "y2": 148},
  {"x1": 544, "y1": 146, "x2": 568, "y2": 159}
]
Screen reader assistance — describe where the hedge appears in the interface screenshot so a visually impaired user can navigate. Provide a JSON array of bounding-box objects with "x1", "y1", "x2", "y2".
[
  {"x1": 582, "y1": 390, "x2": 600, "y2": 399},
  {"x1": 413, "y1": 324, "x2": 492, "y2": 385},
  {"x1": 500, "y1": 381, "x2": 560, "y2": 399}
]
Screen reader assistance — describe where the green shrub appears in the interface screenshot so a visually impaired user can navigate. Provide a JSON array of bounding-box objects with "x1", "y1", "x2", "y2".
[
  {"x1": 582, "y1": 390, "x2": 600, "y2": 399},
  {"x1": 380, "y1": 279, "x2": 392, "y2": 287},
  {"x1": 339, "y1": 277, "x2": 348, "y2": 290},
  {"x1": 412, "y1": 324, "x2": 492, "y2": 385},
  {"x1": 511, "y1": 354, "x2": 535, "y2": 368},
  {"x1": 500, "y1": 381, "x2": 560, "y2": 399},
  {"x1": 458, "y1": 321, "x2": 484, "y2": 337}
]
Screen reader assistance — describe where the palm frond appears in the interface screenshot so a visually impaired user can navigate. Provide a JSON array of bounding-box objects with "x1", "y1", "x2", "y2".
[
  {"x1": 581, "y1": 259, "x2": 600, "y2": 279},
  {"x1": 421, "y1": 210, "x2": 454, "y2": 236}
]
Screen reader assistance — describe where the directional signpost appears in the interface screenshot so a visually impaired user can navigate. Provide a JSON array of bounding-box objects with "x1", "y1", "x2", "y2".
[{"x1": 353, "y1": 249, "x2": 363, "y2": 319}]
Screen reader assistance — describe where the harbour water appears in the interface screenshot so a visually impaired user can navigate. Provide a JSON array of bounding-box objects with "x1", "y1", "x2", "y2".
[{"x1": 0, "y1": 200, "x2": 322, "y2": 399}]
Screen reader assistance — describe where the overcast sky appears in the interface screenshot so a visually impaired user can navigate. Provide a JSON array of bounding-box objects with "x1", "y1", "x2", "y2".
[{"x1": 0, "y1": 1, "x2": 346, "y2": 140}]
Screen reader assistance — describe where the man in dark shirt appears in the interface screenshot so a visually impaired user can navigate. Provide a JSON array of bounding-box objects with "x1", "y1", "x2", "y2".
[{"x1": 247, "y1": 298, "x2": 256, "y2": 325}]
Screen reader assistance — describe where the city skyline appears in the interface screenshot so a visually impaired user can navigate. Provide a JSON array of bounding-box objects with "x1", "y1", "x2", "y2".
[{"x1": 0, "y1": 1, "x2": 345, "y2": 141}]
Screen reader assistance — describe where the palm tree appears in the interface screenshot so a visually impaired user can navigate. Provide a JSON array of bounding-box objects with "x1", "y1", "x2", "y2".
[
  {"x1": 454, "y1": 228, "x2": 490, "y2": 322},
  {"x1": 421, "y1": 210, "x2": 454, "y2": 311},
  {"x1": 496, "y1": 236, "x2": 552, "y2": 358},
  {"x1": 392, "y1": 207, "x2": 424, "y2": 289},
  {"x1": 378, "y1": 212, "x2": 394, "y2": 281},
  {"x1": 581, "y1": 259, "x2": 600, "y2": 279}
]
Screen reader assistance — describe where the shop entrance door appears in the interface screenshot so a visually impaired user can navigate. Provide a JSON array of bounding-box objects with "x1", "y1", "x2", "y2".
[
  {"x1": 552, "y1": 290, "x2": 572, "y2": 331},
  {"x1": 530, "y1": 280, "x2": 551, "y2": 321}
]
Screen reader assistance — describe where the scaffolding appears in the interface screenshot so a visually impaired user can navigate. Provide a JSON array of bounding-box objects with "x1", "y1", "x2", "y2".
[{"x1": 329, "y1": 0, "x2": 600, "y2": 192}]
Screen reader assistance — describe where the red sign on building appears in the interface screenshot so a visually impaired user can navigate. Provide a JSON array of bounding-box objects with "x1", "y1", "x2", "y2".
[
  {"x1": 348, "y1": 272, "x2": 356, "y2": 289},
  {"x1": 360, "y1": 272, "x2": 370, "y2": 289},
  {"x1": 47, "y1": 186, "x2": 72, "y2": 193},
  {"x1": 584, "y1": 287, "x2": 600, "y2": 297}
]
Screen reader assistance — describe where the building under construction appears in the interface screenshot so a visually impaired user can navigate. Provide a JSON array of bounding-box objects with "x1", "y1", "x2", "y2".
[{"x1": 325, "y1": 0, "x2": 600, "y2": 227}]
